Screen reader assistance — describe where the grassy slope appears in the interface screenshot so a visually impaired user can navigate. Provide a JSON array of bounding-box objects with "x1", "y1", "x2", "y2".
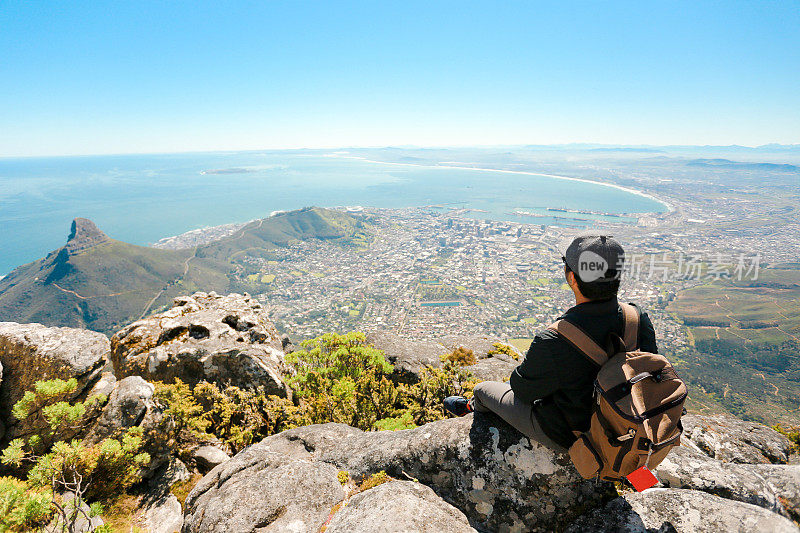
[
  {"x1": 198, "y1": 207, "x2": 364, "y2": 262},
  {"x1": 668, "y1": 268, "x2": 800, "y2": 424}
]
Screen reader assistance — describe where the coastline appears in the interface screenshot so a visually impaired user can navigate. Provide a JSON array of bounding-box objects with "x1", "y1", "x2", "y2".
[{"x1": 325, "y1": 153, "x2": 674, "y2": 213}]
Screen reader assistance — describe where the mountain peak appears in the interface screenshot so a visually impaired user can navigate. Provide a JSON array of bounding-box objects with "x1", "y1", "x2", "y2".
[{"x1": 66, "y1": 218, "x2": 110, "y2": 255}]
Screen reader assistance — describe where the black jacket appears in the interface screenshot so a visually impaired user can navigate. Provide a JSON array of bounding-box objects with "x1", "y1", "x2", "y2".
[{"x1": 509, "y1": 297, "x2": 658, "y2": 449}]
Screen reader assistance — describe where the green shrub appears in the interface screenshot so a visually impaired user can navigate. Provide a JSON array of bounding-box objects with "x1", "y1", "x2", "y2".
[
  {"x1": 400, "y1": 361, "x2": 475, "y2": 425},
  {"x1": 0, "y1": 476, "x2": 52, "y2": 532},
  {"x1": 153, "y1": 378, "x2": 210, "y2": 444},
  {"x1": 10, "y1": 378, "x2": 106, "y2": 454},
  {"x1": 155, "y1": 331, "x2": 476, "y2": 444},
  {"x1": 286, "y1": 331, "x2": 398, "y2": 430},
  {"x1": 155, "y1": 379, "x2": 302, "y2": 455},
  {"x1": 372, "y1": 410, "x2": 416, "y2": 431},
  {"x1": 441, "y1": 346, "x2": 476, "y2": 366},
  {"x1": 488, "y1": 342, "x2": 519, "y2": 360},
  {"x1": 773, "y1": 424, "x2": 800, "y2": 452},
  {"x1": 1, "y1": 378, "x2": 149, "y2": 532},
  {"x1": 357, "y1": 470, "x2": 390, "y2": 492},
  {"x1": 193, "y1": 382, "x2": 301, "y2": 453}
]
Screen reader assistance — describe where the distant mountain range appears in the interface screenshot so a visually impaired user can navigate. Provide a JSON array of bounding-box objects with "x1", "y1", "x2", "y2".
[
  {"x1": 517, "y1": 143, "x2": 800, "y2": 153},
  {"x1": 0, "y1": 207, "x2": 364, "y2": 334},
  {"x1": 687, "y1": 158, "x2": 799, "y2": 172}
]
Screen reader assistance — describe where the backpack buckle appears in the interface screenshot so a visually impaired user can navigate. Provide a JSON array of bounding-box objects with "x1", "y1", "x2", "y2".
[{"x1": 617, "y1": 428, "x2": 636, "y2": 441}]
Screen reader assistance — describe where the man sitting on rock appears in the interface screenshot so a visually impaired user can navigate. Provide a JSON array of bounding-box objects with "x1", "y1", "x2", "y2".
[{"x1": 444, "y1": 231, "x2": 658, "y2": 453}]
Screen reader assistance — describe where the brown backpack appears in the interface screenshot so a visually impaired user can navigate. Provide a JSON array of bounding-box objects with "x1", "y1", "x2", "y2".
[{"x1": 548, "y1": 302, "x2": 687, "y2": 482}]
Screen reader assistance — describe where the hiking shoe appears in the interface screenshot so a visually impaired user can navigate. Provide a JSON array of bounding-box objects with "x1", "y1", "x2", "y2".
[{"x1": 443, "y1": 396, "x2": 473, "y2": 417}]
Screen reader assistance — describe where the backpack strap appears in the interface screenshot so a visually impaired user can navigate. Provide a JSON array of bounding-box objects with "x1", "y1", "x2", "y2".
[
  {"x1": 547, "y1": 319, "x2": 609, "y2": 366},
  {"x1": 620, "y1": 302, "x2": 640, "y2": 351}
]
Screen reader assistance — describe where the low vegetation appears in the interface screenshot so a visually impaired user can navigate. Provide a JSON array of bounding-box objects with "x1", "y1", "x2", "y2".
[
  {"x1": 774, "y1": 424, "x2": 800, "y2": 453},
  {"x1": 442, "y1": 346, "x2": 476, "y2": 366},
  {"x1": 155, "y1": 332, "x2": 476, "y2": 455},
  {"x1": 0, "y1": 379, "x2": 149, "y2": 533},
  {"x1": 0, "y1": 331, "x2": 475, "y2": 530},
  {"x1": 488, "y1": 342, "x2": 520, "y2": 360}
]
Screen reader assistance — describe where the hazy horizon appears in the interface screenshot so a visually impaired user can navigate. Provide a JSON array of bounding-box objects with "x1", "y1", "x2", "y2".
[{"x1": 2, "y1": 142, "x2": 800, "y2": 161}]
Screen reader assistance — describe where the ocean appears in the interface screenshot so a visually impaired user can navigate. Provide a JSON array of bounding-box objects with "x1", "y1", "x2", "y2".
[{"x1": 0, "y1": 150, "x2": 667, "y2": 275}]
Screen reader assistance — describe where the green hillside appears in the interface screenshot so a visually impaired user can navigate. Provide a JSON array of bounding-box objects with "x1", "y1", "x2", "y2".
[
  {"x1": 668, "y1": 267, "x2": 800, "y2": 424},
  {"x1": 198, "y1": 207, "x2": 366, "y2": 262},
  {"x1": 0, "y1": 208, "x2": 364, "y2": 335}
]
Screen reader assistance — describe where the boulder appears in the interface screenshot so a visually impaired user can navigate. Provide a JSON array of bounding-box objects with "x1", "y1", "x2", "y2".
[
  {"x1": 366, "y1": 331, "x2": 521, "y2": 383},
  {"x1": 324, "y1": 480, "x2": 477, "y2": 533},
  {"x1": 365, "y1": 331, "x2": 442, "y2": 383},
  {"x1": 138, "y1": 458, "x2": 190, "y2": 533},
  {"x1": 280, "y1": 333, "x2": 295, "y2": 354},
  {"x1": 654, "y1": 443, "x2": 794, "y2": 517},
  {"x1": 111, "y1": 292, "x2": 288, "y2": 396},
  {"x1": 87, "y1": 370, "x2": 117, "y2": 399},
  {"x1": 566, "y1": 488, "x2": 799, "y2": 533},
  {"x1": 682, "y1": 413, "x2": 795, "y2": 464},
  {"x1": 147, "y1": 457, "x2": 191, "y2": 498},
  {"x1": 192, "y1": 445, "x2": 230, "y2": 473},
  {"x1": 84, "y1": 376, "x2": 159, "y2": 444},
  {"x1": 184, "y1": 412, "x2": 614, "y2": 533},
  {"x1": 183, "y1": 447, "x2": 346, "y2": 532},
  {"x1": 0, "y1": 321, "x2": 109, "y2": 425},
  {"x1": 83, "y1": 376, "x2": 170, "y2": 475},
  {"x1": 141, "y1": 494, "x2": 183, "y2": 533},
  {"x1": 748, "y1": 463, "x2": 800, "y2": 521}
]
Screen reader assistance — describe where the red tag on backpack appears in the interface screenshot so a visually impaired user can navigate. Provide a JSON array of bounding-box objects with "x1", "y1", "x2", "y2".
[{"x1": 627, "y1": 466, "x2": 658, "y2": 492}]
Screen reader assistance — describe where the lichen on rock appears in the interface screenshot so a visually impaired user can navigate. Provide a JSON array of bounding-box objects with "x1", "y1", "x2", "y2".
[{"x1": 110, "y1": 292, "x2": 288, "y2": 396}]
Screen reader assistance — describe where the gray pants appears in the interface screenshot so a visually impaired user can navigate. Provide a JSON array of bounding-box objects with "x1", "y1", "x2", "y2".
[{"x1": 472, "y1": 381, "x2": 566, "y2": 453}]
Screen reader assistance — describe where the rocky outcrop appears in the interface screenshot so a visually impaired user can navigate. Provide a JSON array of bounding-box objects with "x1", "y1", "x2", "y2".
[
  {"x1": 192, "y1": 445, "x2": 229, "y2": 473},
  {"x1": 111, "y1": 292, "x2": 288, "y2": 396},
  {"x1": 566, "y1": 488, "x2": 799, "y2": 533},
  {"x1": 0, "y1": 322, "x2": 110, "y2": 425},
  {"x1": 183, "y1": 412, "x2": 614, "y2": 533},
  {"x1": 366, "y1": 331, "x2": 521, "y2": 383},
  {"x1": 141, "y1": 495, "x2": 183, "y2": 533},
  {"x1": 325, "y1": 480, "x2": 477, "y2": 533},
  {"x1": 139, "y1": 458, "x2": 190, "y2": 533},
  {"x1": 654, "y1": 444, "x2": 800, "y2": 517},
  {"x1": 65, "y1": 218, "x2": 111, "y2": 255},
  {"x1": 682, "y1": 413, "x2": 796, "y2": 464},
  {"x1": 84, "y1": 376, "x2": 160, "y2": 443},
  {"x1": 183, "y1": 443, "x2": 346, "y2": 532},
  {"x1": 83, "y1": 376, "x2": 170, "y2": 475}
]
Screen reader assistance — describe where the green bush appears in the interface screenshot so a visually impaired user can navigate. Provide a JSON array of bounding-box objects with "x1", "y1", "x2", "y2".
[
  {"x1": 399, "y1": 361, "x2": 475, "y2": 426},
  {"x1": 773, "y1": 424, "x2": 800, "y2": 452},
  {"x1": 154, "y1": 331, "x2": 477, "y2": 440},
  {"x1": 1, "y1": 378, "x2": 149, "y2": 532},
  {"x1": 154, "y1": 379, "x2": 302, "y2": 455},
  {"x1": 286, "y1": 331, "x2": 399, "y2": 430},
  {"x1": 441, "y1": 346, "x2": 476, "y2": 366},
  {"x1": 193, "y1": 381, "x2": 302, "y2": 452},
  {"x1": 0, "y1": 476, "x2": 52, "y2": 532},
  {"x1": 488, "y1": 342, "x2": 519, "y2": 360}
]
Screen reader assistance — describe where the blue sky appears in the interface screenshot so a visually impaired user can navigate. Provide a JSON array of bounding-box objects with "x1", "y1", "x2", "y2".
[{"x1": 1, "y1": 1, "x2": 798, "y2": 156}]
